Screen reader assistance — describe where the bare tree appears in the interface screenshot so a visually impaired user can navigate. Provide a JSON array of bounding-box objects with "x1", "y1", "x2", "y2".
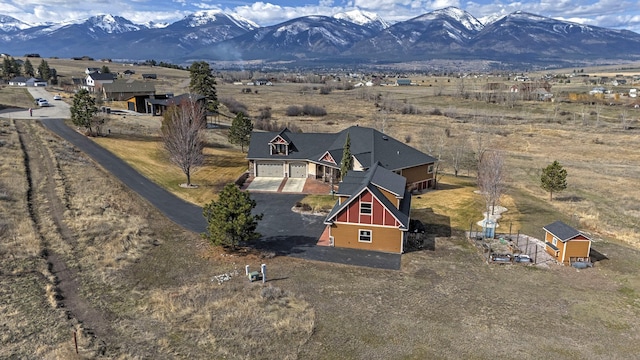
[
  {"x1": 160, "y1": 96, "x2": 207, "y2": 187},
  {"x1": 448, "y1": 136, "x2": 471, "y2": 177},
  {"x1": 422, "y1": 128, "x2": 447, "y2": 189},
  {"x1": 478, "y1": 150, "x2": 506, "y2": 216}
]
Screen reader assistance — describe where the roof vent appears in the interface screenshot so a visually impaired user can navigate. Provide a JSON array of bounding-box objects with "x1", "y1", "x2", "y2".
[{"x1": 382, "y1": 136, "x2": 388, "y2": 140}]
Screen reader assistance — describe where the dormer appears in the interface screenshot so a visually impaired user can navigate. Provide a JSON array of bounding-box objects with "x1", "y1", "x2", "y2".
[{"x1": 269, "y1": 129, "x2": 293, "y2": 155}]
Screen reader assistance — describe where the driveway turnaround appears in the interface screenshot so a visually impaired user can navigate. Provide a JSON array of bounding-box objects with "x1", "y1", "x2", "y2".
[
  {"x1": 38, "y1": 118, "x2": 401, "y2": 270},
  {"x1": 281, "y1": 178, "x2": 306, "y2": 192}
]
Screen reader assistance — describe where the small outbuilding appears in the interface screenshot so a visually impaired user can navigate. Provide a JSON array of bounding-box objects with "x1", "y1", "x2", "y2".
[{"x1": 543, "y1": 221, "x2": 591, "y2": 265}]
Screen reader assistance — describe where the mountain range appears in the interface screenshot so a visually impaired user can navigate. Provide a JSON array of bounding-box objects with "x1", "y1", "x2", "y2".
[{"x1": 2, "y1": 7, "x2": 640, "y2": 70}]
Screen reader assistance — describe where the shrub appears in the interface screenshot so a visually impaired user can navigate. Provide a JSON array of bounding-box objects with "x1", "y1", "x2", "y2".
[
  {"x1": 302, "y1": 104, "x2": 327, "y2": 116},
  {"x1": 220, "y1": 97, "x2": 248, "y2": 116},
  {"x1": 286, "y1": 106, "x2": 303, "y2": 116},
  {"x1": 257, "y1": 107, "x2": 271, "y2": 121},
  {"x1": 261, "y1": 286, "x2": 289, "y2": 302},
  {"x1": 319, "y1": 85, "x2": 332, "y2": 95},
  {"x1": 430, "y1": 108, "x2": 442, "y2": 116}
]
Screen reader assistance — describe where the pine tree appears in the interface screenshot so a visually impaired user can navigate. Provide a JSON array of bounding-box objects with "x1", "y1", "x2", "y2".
[
  {"x1": 70, "y1": 89, "x2": 99, "y2": 136},
  {"x1": 38, "y1": 59, "x2": 51, "y2": 81},
  {"x1": 340, "y1": 132, "x2": 353, "y2": 179},
  {"x1": 228, "y1": 113, "x2": 253, "y2": 152},
  {"x1": 23, "y1": 59, "x2": 34, "y2": 77},
  {"x1": 100, "y1": 65, "x2": 111, "y2": 74},
  {"x1": 189, "y1": 61, "x2": 218, "y2": 113},
  {"x1": 202, "y1": 183, "x2": 263, "y2": 251},
  {"x1": 541, "y1": 160, "x2": 567, "y2": 201}
]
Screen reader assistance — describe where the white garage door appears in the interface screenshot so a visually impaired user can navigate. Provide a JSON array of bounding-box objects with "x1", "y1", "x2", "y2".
[
  {"x1": 256, "y1": 162, "x2": 283, "y2": 177},
  {"x1": 289, "y1": 163, "x2": 307, "y2": 178}
]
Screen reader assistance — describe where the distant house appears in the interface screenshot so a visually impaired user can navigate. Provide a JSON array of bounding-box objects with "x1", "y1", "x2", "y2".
[
  {"x1": 142, "y1": 73, "x2": 157, "y2": 79},
  {"x1": 254, "y1": 78, "x2": 271, "y2": 85},
  {"x1": 8, "y1": 76, "x2": 47, "y2": 87},
  {"x1": 122, "y1": 69, "x2": 136, "y2": 76},
  {"x1": 85, "y1": 67, "x2": 100, "y2": 74},
  {"x1": 102, "y1": 80, "x2": 155, "y2": 102},
  {"x1": 396, "y1": 79, "x2": 412, "y2": 86},
  {"x1": 85, "y1": 73, "x2": 115, "y2": 93},
  {"x1": 322, "y1": 163, "x2": 411, "y2": 254},
  {"x1": 533, "y1": 88, "x2": 553, "y2": 101},
  {"x1": 144, "y1": 93, "x2": 206, "y2": 116},
  {"x1": 543, "y1": 221, "x2": 592, "y2": 265}
]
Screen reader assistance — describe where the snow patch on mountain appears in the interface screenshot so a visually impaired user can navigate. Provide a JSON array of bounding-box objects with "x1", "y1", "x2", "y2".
[
  {"x1": 0, "y1": 15, "x2": 32, "y2": 32},
  {"x1": 333, "y1": 9, "x2": 389, "y2": 29},
  {"x1": 431, "y1": 7, "x2": 484, "y2": 31},
  {"x1": 186, "y1": 10, "x2": 258, "y2": 30}
]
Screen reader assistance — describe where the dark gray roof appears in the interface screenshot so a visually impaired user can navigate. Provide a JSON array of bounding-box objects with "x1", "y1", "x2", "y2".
[
  {"x1": 325, "y1": 164, "x2": 410, "y2": 230},
  {"x1": 543, "y1": 221, "x2": 589, "y2": 242},
  {"x1": 102, "y1": 80, "x2": 155, "y2": 94},
  {"x1": 88, "y1": 73, "x2": 115, "y2": 81},
  {"x1": 247, "y1": 126, "x2": 436, "y2": 170},
  {"x1": 146, "y1": 93, "x2": 205, "y2": 106}
]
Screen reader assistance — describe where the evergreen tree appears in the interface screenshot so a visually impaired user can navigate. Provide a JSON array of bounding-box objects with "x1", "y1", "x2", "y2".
[
  {"x1": 2, "y1": 57, "x2": 21, "y2": 79},
  {"x1": 23, "y1": 59, "x2": 34, "y2": 77},
  {"x1": 38, "y1": 59, "x2": 51, "y2": 81},
  {"x1": 189, "y1": 61, "x2": 218, "y2": 113},
  {"x1": 228, "y1": 112, "x2": 253, "y2": 152},
  {"x1": 100, "y1": 65, "x2": 111, "y2": 74},
  {"x1": 541, "y1": 160, "x2": 567, "y2": 201},
  {"x1": 202, "y1": 183, "x2": 263, "y2": 251},
  {"x1": 340, "y1": 132, "x2": 353, "y2": 179},
  {"x1": 70, "y1": 89, "x2": 100, "y2": 136}
]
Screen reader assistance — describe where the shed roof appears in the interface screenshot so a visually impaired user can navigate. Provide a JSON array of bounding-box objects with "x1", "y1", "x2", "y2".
[{"x1": 543, "y1": 221, "x2": 589, "y2": 242}]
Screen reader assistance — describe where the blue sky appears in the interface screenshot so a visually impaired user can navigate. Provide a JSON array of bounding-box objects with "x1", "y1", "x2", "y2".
[{"x1": 2, "y1": 0, "x2": 639, "y2": 33}]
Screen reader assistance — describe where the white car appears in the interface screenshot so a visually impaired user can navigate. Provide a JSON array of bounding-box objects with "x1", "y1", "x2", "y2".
[
  {"x1": 53, "y1": 94, "x2": 62, "y2": 100},
  {"x1": 37, "y1": 99, "x2": 51, "y2": 107}
]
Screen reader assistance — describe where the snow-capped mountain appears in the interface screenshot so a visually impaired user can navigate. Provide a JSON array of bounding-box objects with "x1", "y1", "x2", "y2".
[
  {"x1": 0, "y1": 15, "x2": 32, "y2": 33},
  {"x1": 333, "y1": 9, "x2": 389, "y2": 32},
  {"x1": 192, "y1": 15, "x2": 379, "y2": 62},
  {"x1": 1, "y1": 7, "x2": 639, "y2": 68}
]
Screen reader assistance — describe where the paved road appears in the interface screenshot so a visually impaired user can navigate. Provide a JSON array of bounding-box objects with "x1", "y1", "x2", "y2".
[{"x1": 3, "y1": 87, "x2": 401, "y2": 269}]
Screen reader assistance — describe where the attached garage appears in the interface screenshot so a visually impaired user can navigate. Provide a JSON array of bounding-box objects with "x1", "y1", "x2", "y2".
[
  {"x1": 289, "y1": 162, "x2": 307, "y2": 178},
  {"x1": 256, "y1": 162, "x2": 283, "y2": 177}
]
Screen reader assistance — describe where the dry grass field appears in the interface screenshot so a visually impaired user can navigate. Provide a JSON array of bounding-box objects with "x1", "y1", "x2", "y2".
[{"x1": 1, "y1": 59, "x2": 640, "y2": 358}]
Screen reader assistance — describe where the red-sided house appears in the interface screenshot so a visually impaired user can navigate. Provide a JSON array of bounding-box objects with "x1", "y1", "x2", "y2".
[
  {"x1": 323, "y1": 163, "x2": 411, "y2": 253},
  {"x1": 543, "y1": 221, "x2": 592, "y2": 265},
  {"x1": 247, "y1": 126, "x2": 437, "y2": 191}
]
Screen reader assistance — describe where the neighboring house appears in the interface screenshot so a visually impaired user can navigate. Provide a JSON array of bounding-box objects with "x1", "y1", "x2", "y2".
[
  {"x1": 102, "y1": 80, "x2": 155, "y2": 101},
  {"x1": 85, "y1": 73, "x2": 115, "y2": 93},
  {"x1": 8, "y1": 77, "x2": 47, "y2": 86},
  {"x1": 396, "y1": 79, "x2": 412, "y2": 86},
  {"x1": 533, "y1": 88, "x2": 553, "y2": 101},
  {"x1": 543, "y1": 221, "x2": 592, "y2": 265},
  {"x1": 247, "y1": 126, "x2": 437, "y2": 191},
  {"x1": 142, "y1": 73, "x2": 157, "y2": 79},
  {"x1": 8, "y1": 76, "x2": 28, "y2": 86},
  {"x1": 323, "y1": 163, "x2": 411, "y2": 253},
  {"x1": 85, "y1": 67, "x2": 100, "y2": 74},
  {"x1": 144, "y1": 93, "x2": 206, "y2": 116}
]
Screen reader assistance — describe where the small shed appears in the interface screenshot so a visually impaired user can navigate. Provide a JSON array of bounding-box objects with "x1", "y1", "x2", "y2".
[
  {"x1": 543, "y1": 221, "x2": 591, "y2": 265},
  {"x1": 396, "y1": 79, "x2": 412, "y2": 86}
]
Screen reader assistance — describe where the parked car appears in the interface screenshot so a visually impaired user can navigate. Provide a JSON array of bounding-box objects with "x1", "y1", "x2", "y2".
[
  {"x1": 514, "y1": 254, "x2": 533, "y2": 263},
  {"x1": 37, "y1": 99, "x2": 50, "y2": 107},
  {"x1": 34, "y1": 97, "x2": 43, "y2": 104},
  {"x1": 53, "y1": 94, "x2": 62, "y2": 100},
  {"x1": 491, "y1": 253, "x2": 512, "y2": 263}
]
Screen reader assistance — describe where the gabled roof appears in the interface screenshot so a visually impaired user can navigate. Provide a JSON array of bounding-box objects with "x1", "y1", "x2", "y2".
[
  {"x1": 103, "y1": 80, "x2": 155, "y2": 94},
  {"x1": 88, "y1": 73, "x2": 116, "y2": 81},
  {"x1": 247, "y1": 126, "x2": 436, "y2": 170},
  {"x1": 10, "y1": 76, "x2": 28, "y2": 82},
  {"x1": 270, "y1": 128, "x2": 292, "y2": 144},
  {"x1": 543, "y1": 221, "x2": 590, "y2": 242},
  {"x1": 325, "y1": 164, "x2": 410, "y2": 230}
]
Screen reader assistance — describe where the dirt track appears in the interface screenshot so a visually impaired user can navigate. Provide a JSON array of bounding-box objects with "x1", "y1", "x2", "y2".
[{"x1": 15, "y1": 119, "x2": 112, "y2": 354}]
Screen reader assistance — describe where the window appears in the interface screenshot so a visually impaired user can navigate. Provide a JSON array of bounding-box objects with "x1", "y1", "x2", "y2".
[
  {"x1": 552, "y1": 237, "x2": 558, "y2": 246},
  {"x1": 427, "y1": 164, "x2": 434, "y2": 174},
  {"x1": 359, "y1": 229, "x2": 372, "y2": 243},
  {"x1": 360, "y1": 202, "x2": 372, "y2": 215}
]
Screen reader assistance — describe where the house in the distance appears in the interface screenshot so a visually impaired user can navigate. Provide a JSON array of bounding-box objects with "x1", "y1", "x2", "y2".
[
  {"x1": 543, "y1": 221, "x2": 592, "y2": 265},
  {"x1": 84, "y1": 72, "x2": 115, "y2": 93},
  {"x1": 102, "y1": 80, "x2": 155, "y2": 102},
  {"x1": 246, "y1": 126, "x2": 437, "y2": 191},
  {"x1": 323, "y1": 163, "x2": 411, "y2": 253},
  {"x1": 8, "y1": 76, "x2": 47, "y2": 87}
]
